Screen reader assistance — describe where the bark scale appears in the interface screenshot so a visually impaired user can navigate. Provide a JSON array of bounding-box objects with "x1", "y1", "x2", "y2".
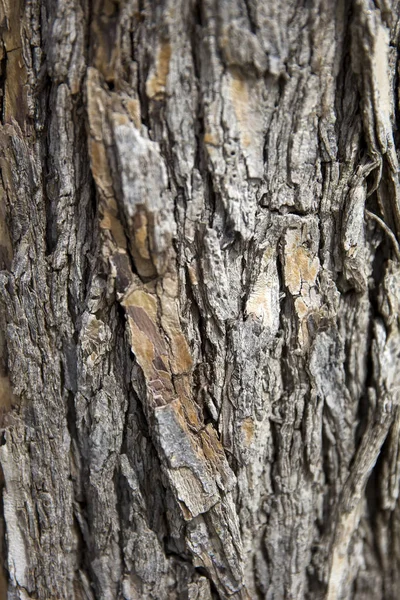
[{"x1": 0, "y1": 1, "x2": 400, "y2": 599}]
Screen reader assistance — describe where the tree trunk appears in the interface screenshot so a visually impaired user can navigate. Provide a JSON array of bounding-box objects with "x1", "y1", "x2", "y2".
[{"x1": 0, "y1": 0, "x2": 400, "y2": 598}]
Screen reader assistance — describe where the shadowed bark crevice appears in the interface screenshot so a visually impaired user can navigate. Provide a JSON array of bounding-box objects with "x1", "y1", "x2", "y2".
[{"x1": 1, "y1": 1, "x2": 400, "y2": 599}]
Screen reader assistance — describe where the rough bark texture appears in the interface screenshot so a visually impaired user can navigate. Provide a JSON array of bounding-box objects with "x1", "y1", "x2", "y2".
[{"x1": 0, "y1": 0, "x2": 400, "y2": 599}]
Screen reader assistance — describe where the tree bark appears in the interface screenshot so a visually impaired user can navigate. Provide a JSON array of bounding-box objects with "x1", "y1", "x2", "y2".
[{"x1": 0, "y1": 0, "x2": 400, "y2": 598}]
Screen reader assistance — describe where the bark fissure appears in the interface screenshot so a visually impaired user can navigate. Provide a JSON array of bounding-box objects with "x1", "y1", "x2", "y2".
[{"x1": 1, "y1": 1, "x2": 400, "y2": 599}]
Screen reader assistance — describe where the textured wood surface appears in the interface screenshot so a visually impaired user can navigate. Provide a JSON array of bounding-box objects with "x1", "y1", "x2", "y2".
[{"x1": 1, "y1": 1, "x2": 400, "y2": 599}]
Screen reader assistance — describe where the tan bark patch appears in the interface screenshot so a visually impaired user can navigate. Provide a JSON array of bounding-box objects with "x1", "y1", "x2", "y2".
[{"x1": 146, "y1": 42, "x2": 172, "y2": 100}]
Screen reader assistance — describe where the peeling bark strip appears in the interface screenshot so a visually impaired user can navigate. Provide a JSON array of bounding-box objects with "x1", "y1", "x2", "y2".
[{"x1": 1, "y1": 0, "x2": 400, "y2": 599}]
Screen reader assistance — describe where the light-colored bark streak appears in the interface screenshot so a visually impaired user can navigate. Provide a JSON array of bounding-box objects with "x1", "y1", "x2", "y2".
[{"x1": 0, "y1": 1, "x2": 400, "y2": 599}]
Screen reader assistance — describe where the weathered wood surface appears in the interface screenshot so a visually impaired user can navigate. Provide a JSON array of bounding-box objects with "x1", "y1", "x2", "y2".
[{"x1": 1, "y1": 1, "x2": 400, "y2": 598}]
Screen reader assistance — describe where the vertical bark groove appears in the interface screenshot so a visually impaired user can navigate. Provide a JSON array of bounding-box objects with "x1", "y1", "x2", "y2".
[{"x1": 1, "y1": 1, "x2": 400, "y2": 599}]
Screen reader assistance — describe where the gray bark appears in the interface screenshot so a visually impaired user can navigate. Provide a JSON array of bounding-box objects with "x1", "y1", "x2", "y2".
[{"x1": 0, "y1": 0, "x2": 400, "y2": 599}]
